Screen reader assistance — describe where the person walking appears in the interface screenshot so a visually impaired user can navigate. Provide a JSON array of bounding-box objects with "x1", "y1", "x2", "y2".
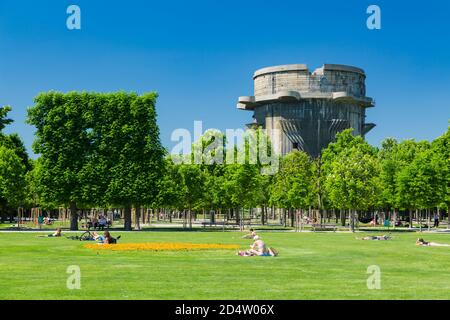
[{"x1": 434, "y1": 212, "x2": 440, "y2": 228}]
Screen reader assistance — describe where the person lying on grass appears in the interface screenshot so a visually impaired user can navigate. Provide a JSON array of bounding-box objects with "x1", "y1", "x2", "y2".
[
  {"x1": 356, "y1": 234, "x2": 391, "y2": 241},
  {"x1": 237, "y1": 235, "x2": 278, "y2": 256},
  {"x1": 416, "y1": 238, "x2": 450, "y2": 247},
  {"x1": 38, "y1": 228, "x2": 62, "y2": 237},
  {"x1": 242, "y1": 228, "x2": 257, "y2": 239}
]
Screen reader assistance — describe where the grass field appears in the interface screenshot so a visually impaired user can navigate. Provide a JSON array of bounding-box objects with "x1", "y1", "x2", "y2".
[{"x1": 1, "y1": 230, "x2": 450, "y2": 300}]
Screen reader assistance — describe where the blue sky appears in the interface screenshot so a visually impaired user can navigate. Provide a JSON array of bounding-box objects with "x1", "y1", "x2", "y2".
[{"x1": 0, "y1": 0, "x2": 449, "y2": 157}]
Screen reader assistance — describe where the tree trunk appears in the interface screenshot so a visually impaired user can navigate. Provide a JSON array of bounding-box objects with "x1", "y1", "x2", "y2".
[
  {"x1": 188, "y1": 207, "x2": 192, "y2": 229},
  {"x1": 340, "y1": 210, "x2": 345, "y2": 226},
  {"x1": 417, "y1": 209, "x2": 420, "y2": 230},
  {"x1": 349, "y1": 210, "x2": 353, "y2": 232},
  {"x1": 409, "y1": 209, "x2": 413, "y2": 229},
  {"x1": 69, "y1": 202, "x2": 78, "y2": 231},
  {"x1": 124, "y1": 206, "x2": 132, "y2": 231},
  {"x1": 261, "y1": 206, "x2": 265, "y2": 225},
  {"x1": 290, "y1": 208, "x2": 295, "y2": 227},
  {"x1": 134, "y1": 207, "x2": 141, "y2": 230}
]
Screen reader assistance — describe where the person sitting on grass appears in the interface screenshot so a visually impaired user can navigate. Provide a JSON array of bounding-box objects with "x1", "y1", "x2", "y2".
[
  {"x1": 357, "y1": 234, "x2": 391, "y2": 241},
  {"x1": 416, "y1": 238, "x2": 450, "y2": 247},
  {"x1": 249, "y1": 235, "x2": 266, "y2": 255},
  {"x1": 242, "y1": 228, "x2": 257, "y2": 239},
  {"x1": 237, "y1": 236, "x2": 278, "y2": 256}
]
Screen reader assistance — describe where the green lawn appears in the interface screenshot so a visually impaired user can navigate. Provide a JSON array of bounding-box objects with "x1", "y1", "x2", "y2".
[{"x1": 1, "y1": 230, "x2": 450, "y2": 300}]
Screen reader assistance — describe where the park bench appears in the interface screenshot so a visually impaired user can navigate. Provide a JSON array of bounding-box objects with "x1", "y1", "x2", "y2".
[
  {"x1": 311, "y1": 224, "x2": 337, "y2": 232},
  {"x1": 201, "y1": 221, "x2": 238, "y2": 229},
  {"x1": 201, "y1": 219, "x2": 252, "y2": 229}
]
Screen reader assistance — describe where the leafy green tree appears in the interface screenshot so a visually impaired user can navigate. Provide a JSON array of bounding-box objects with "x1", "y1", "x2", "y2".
[
  {"x1": 0, "y1": 106, "x2": 31, "y2": 221},
  {"x1": 0, "y1": 106, "x2": 13, "y2": 132},
  {"x1": 223, "y1": 162, "x2": 260, "y2": 225},
  {"x1": 270, "y1": 150, "x2": 315, "y2": 226},
  {"x1": 28, "y1": 92, "x2": 94, "y2": 229},
  {"x1": 392, "y1": 140, "x2": 430, "y2": 226},
  {"x1": 98, "y1": 92, "x2": 165, "y2": 230},
  {"x1": 397, "y1": 145, "x2": 447, "y2": 227},
  {"x1": 176, "y1": 164, "x2": 205, "y2": 228},
  {"x1": 0, "y1": 145, "x2": 27, "y2": 217},
  {"x1": 378, "y1": 138, "x2": 400, "y2": 211},
  {"x1": 431, "y1": 124, "x2": 450, "y2": 215},
  {"x1": 28, "y1": 91, "x2": 164, "y2": 230},
  {"x1": 0, "y1": 106, "x2": 32, "y2": 172},
  {"x1": 156, "y1": 157, "x2": 184, "y2": 213},
  {"x1": 322, "y1": 129, "x2": 380, "y2": 231}
]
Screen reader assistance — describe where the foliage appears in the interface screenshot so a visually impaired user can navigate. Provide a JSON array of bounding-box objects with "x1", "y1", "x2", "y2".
[
  {"x1": 27, "y1": 91, "x2": 165, "y2": 229},
  {"x1": 0, "y1": 145, "x2": 27, "y2": 210}
]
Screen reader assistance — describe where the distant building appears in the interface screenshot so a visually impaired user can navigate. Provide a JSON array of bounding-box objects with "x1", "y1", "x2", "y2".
[{"x1": 237, "y1": 64, "x2": 375, "y2": 157}]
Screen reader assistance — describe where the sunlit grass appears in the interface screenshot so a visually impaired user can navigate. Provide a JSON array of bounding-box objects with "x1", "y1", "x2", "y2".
[{"x1": 0, "y1": 230, "x2": 449, "y2": 299}]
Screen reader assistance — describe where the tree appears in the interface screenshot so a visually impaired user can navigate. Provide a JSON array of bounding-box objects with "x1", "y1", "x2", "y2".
[
  {"x1": 177, "y1": 164, "x2": 205, "y2": 229},
  {"x1": 378, "y1": 138, "x2": 400, "y2": 212},
  {"x1": 0, "y1": 106, "x2": 32, "y2": 172},
  {"x1": 156, "y1": 157, "x2": 184, "y2": 214},
  {"x1": 1, "y1": 134, "x2": 33, "y2": 172},
  {"x1": 322, "y1": 129, "x2": 380, "y2": 231},
  {"x1": 431, "y1": 124, "x2": 450, "y2": 218},
  {"x1": 102, "y1": 92, "x2": 165, "y2": 230},
  {"x1": 397, "y1": 145, "x2": 447, "y2": 229},
  {"x1": 0, "y1": 146, "x2": 27, "y2": 218},
  {"x1": 27, "y1": 91, "x2": 164, "y2": 230},
  {"x1": 0, "y1": 106, "x2": 13, "y2": 132},
  {"x1": 393, "y1": 140, "x2": 430, "y2": 227},
  {"x1": 27, "y1": 92, "x2": 94, "y2": 229},
  {"x1": 0, "y1": 106, "x2": 30, "y2": 221},
  {"x1": 270, "y1": 150, "x2": 315, "y2": 226}
]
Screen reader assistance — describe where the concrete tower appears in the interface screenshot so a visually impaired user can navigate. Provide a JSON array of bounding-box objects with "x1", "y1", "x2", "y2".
[{"x1": 237, "y1": 64, "x2": 375, "y2": 157}]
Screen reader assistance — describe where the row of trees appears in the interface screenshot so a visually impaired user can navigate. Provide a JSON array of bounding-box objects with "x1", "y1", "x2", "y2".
[
  {"x1": 0, "y1": 106, "x2": 32, "y2": 220},
  {"x1": 0, "y1": 92, "x2": 449, "y2": 231},
  {"x1": 158, "y1": 126, "x2": 449, "y2": 231}
]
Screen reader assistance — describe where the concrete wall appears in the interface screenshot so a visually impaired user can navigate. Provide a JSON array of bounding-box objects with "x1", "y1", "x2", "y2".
[
  {"x1": 253, "y1": 64, "x2": 366, "y2": 98},
  {"x1": 239, "y1": 63, "x2": 375, "y2": 157},
  {"x1": 254, "y1": 100, "x2": 365, "y2": 157}
]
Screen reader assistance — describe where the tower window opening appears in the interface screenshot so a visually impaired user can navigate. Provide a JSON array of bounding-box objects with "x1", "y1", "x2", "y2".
[{"x1": 272, "y1": 76, "x2": 276, "y2": 94}]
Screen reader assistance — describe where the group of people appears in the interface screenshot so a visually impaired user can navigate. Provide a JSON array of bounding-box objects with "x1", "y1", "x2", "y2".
[
  {"x1": 357, "y1": 233, "x2": 450, "y2": 247},
  {"x1": 39, "y1": 228, "x2": 119, "y2": 244},
  {"x1": 238, "y1": 229, "x2": 278, "y2": 257},
  {"x1": 38, "y1": 225, "x2": 450, "y2": 251},
  {"x1": 89, "y1": 230, "x2": 119, "y2": 244},
  {"x1": 85, "y1": 216, "x2": 111, "y2": 230}
]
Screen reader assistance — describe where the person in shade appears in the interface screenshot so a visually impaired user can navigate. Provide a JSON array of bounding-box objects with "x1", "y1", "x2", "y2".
[{"x1": 434, "y1": 213, "x2": 440, "y2": 228}]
